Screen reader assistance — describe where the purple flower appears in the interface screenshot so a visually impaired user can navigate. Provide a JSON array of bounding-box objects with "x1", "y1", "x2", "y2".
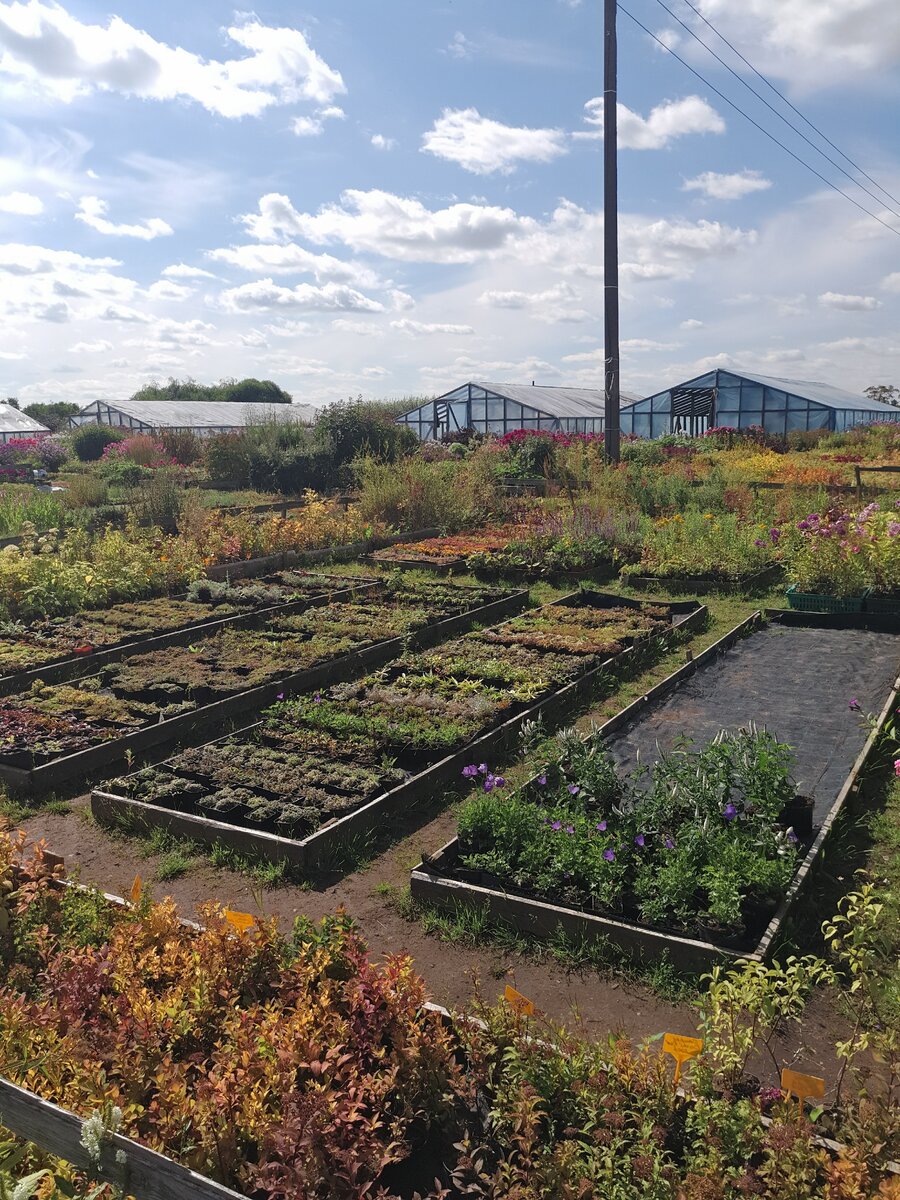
[
  {"x1": 769, "y1": 527, "x2": 780, "y2": 543},
  {"x1": 493, "y1": 775, "x2": 506, "y2": 788},
  {"x1": 276, "y1": 692, "x2": 285, "y2": 701},
  {"x1": 551, "y1": 820, "x2": 562, "y2": 831},
  {"x1": 754, "y1": 539, "x2": 765, "y2": 548},
  {"x1": 635, "y1": 833, "x2": 646, "y2": 847},
  {"x1": 723, "y1": 803, "x2": 738, "y2": 821},
  {"x1": 603, "y1": 848, "x2": 615, "y2": 863},
  {"x1": 537, "y1": 774, "x2": 547, "y2": 786},
  {"x1": 462, "y1": 764, "x2": 479, "y2": 779},
  {"x1": 787, "y1": 830, "x2": 799, "y2": 845},
  {"x1": 478, "y1": 763, "x2": 488, "y2": 775},
  {"x1": 313, "y1": 693, "x2": 322, "y2": 704},
  {"x1": 596, "y1": 820, "x2": 607, "y2": 832},
  {"x1": 483, "y1": 774, "x2": 502, "y2": 792},
  {"x1": 848, "y1": 698, "x2": 861, "y2": 711},
  {"x1": 567, "y1": 783, "x2": 580, "y2": 795},
  {"x1": 664, "y1": 836, "x2": 675, "y2": 850},
  {"x1": 565, "y1": 824, "x2": 574, "y2": 835}
]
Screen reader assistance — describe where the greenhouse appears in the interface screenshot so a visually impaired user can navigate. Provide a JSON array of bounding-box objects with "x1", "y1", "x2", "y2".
[
  {"x1": 620, "y1": 368, "x2": 900, "y2": 438},
  {"x1": 71, "y1": 399, "x2": 317, "y2": 438},
  {"x1": 0, "y1": 404, "x2": 49, "y2": 444},
  {"x1": 396, "y1": 381, "x2": 639, "y2": 440}
]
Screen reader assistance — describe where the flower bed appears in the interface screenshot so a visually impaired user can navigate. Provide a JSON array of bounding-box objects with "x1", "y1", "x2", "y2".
[
  {"x1": 0, "y1": 833, "x2": 896, "y2": 1198},
  {"x1": 620, "y1": 509, "x2": 773, "y2": 586},
  {"x1": 412, "y1": 613, "x2": 900, "y2": 971},
  {"x1": 0, "y1": 571, "x2": 377, "y2": 690},
  {"x1": 453, "y1": 728, "x2": 802, "y2": 947},
  {"x1": 0, "y1": 579, "x2": 522, "y2": 791},
  {"x1": 93, "y1": 595, "x2": 701, "y2": 865},
  {"x1": 779, "y1": 502, "x2": 900, "y2": 608}
]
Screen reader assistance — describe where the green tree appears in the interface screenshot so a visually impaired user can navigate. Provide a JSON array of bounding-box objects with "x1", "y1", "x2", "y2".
[
  {"x1": 22, "y1": 401, "x2": 80, "y2": 432},
  {"x1": 129, "y1": 377, "x2": 292, "y2": 404},
  {"x1": 864, "y1": 384, "x2": 900, "y2": 407}
]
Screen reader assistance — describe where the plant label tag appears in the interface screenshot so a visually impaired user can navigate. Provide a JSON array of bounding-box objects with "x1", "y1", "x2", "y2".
[
  {"x1": 225, "y1": 910, "x2": 256, "y2": 934},
  {"x1": 504, "y1": 985, "x2": 535, "y2": 1016},
  {"x1": 663, "y1": 1033, "x2": 703, "y2": 1083},
  {"x1": 130, "y1": 875, "x2": 142, "y2": 904},
  {"x1": 781, "y1": 1068, "x2": 825, "y2": 1117}
]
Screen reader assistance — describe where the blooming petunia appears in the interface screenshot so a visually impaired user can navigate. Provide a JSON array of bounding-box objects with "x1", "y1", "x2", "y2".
[
  {"x1": 664, "y1": 836, "x2": 675, "y2": 850},
  {"x1": 603, "y1": 848, "x2": 615, "y2": 862},
  {"x1": 596, "y1": 820, "x2": 607, "y2": 832},
  {"x1": 568, "y1": 783, "x2": 580, "y2": 795},
  {"x1": 848, "y1": 698, "x2": 861, "y2": 711},
  {"x1": 634, "y1": 833, "x2": 646, "y2": 847},
  {"x1": 551, "y1": 820, "x2": 562, "y2": 832},
  {"x1": 537, "y1": 774, "x2": 548, "y2": 786},
  {"x1": 478, "y1": 763, "x2": 488, "y2": 775},
  {"x1": 276, "y1": 692, "x2": 285, "y2": 701},
  {"x1": 462, "y1": 765, "x2": 479, "y2": 778},
  {"x1": 723, "y1": 803, "x2": 738, "y2": 821},
  {"x1": 565, "y1": 825, "x2": 574, "y2": 835}
]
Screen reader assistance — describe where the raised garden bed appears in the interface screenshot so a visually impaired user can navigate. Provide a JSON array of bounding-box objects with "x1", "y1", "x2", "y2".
[
  {"x1": 411, "y1": 613, "x2": 900, "y2": 972},
  {"x1": 0, "y1": 572, "x2": 381, "y2": 696},
  {"x1": 205, "y1": 526, "x2": 440, "y2": 581},
  {"x1": 624, "y1": 563, "x2": 782, "y2": 595},
  {"x1": 1, "y1": 579, "x2": 525, "y2": 794},
  {"x1": 92, "y1": 593, "x2": 705, "y2": 870}
]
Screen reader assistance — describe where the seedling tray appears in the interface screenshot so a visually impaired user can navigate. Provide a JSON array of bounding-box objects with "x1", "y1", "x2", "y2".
[
  {"x1": 0, "y1": 575, "x2": 382, "y2": 698},
  {"x1": 786, "y1": 584, "x2": 869, "y2": 614},
  {"x1": 91, "y1": 596, "x2": 706, "y2": 871},
  {"x1": 624, "y1": 564, "x2": 781, "y2": 595},
  {"x1": 410, "y1": 612, "x2": 900, "y2": 972},
  {"x1": 2, "y1": 585, "x2": 528, "y2": 795}
]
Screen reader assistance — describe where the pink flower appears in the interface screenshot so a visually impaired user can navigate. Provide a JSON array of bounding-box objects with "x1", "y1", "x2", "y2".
[{"x1": 894, "y1": 759, "x2": 900, "y2": 778}]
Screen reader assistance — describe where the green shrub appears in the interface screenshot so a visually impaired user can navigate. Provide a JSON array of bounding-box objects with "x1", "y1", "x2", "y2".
[{"x1": 70, "y1": 424, "x2": 127, "y2": 462}]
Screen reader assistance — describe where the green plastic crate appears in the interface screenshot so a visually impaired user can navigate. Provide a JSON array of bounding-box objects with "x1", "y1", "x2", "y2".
[{"x1": 785, "y1": 585, "x2": 868, "y2": 614}]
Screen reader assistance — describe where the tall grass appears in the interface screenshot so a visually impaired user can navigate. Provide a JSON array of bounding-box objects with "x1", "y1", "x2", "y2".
[{"x1": 0, "y1": 488, "x2": 67, "y2": 536}]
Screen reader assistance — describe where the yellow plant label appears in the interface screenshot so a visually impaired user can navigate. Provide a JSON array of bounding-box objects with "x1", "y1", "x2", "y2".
[
  {"x1": 225, "y1": 910, "x2": 256, "y2": 934},
  {"x1": 504, "y1": 985, "x2": 535, "y2": 1016},
  {"x1": 663, "y1": 1033, "x2": 704, "y2": 1083},
  {"x1": 130, "y1": 875, "x2": 142, "y2": 904},
  {"x1": 781, "y1": 1068, "x2": 825, "y2": 1111}
]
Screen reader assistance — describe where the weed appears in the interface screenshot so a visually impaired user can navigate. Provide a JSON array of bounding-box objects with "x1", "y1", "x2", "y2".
[{"x1": 156, "y1": 848, "x2": 195, "y2": 881}]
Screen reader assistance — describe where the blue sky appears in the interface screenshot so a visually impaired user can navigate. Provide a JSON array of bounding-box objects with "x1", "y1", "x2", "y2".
[{"x1": 0, "y1": 0, "x2": 898, "y2": 408}]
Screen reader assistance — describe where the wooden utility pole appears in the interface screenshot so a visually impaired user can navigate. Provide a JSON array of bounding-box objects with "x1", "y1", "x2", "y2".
[{"x1": 603, "y1": 0, "x2": 621, "y2": 463}]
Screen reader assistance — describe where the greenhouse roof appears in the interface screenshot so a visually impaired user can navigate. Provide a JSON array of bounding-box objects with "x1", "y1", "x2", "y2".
[
  {"x1": 0, "y1": 405, "x2": 49, "y2": 435},
  {"x1": 470, "y1": 382, "x2": 641, "y2": 417},
  {"x1": 722, "y1": 371, "x2": 893, "y2": 413},
  {"x1": 78, "y1": 399, "x2": 317, "y2": 427}
]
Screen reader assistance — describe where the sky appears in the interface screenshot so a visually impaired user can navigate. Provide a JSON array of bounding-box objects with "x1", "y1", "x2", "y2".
[{"x1": 0, "y1": 0, "x2": 899, "y2": 410}]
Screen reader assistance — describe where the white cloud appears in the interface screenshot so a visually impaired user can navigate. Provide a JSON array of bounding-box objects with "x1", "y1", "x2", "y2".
[
  {"x1": 70, "y1": 339, "x2": 112, "y2": 352},
  {"x1": 0, "y1": 243, "x2": 120, "y2": 274},
  {"x1": 683, "y1": 170, "x2": 772, "y2": 200},
  {"x1": 219, "y1": 278, "x2": 384, "y2": 313},
  {"x1": 578, "y1": 95, "x2": 725, "y2": 149},
  {"x1": 145, "y1": 280, "x2": 192, "y2": 301},
  {"x1": 161, "y1": 263, "x2": 216, "y2": 280},
  {"x1": 421, "y1": 107, "x2": 567, "y2": 175},
  {"x1": 240, "y1": 189, "x2": 535, "y2": 263},
  {"x1": 881, "y1": 272, "x2": 900, "y2": 293},
  {"x1": 818, "y1": 291, "x2": 881, "y2": 311},
  {"x1": 669, "y1": 0, "x2": 900, "y2": 89},
  {"x1": 478, "y1": 281, "x2": 590, "y2": 323},
  {"x1": 0, "y1": 349, "x2": 24, "y2": 359},
  {"x1": 680, "y1": 318, "x2": 705, "y2": 329},
  {"x1": 0, "y1": 4, "x2": 345, "y2": 117},
  {"x1": 291, "y1": 106, "x2": 345, "y2": 137},
  {"x1": 207, "y1": 242, "x2": 379, "y2": 287},
  {"x1": 390, "y1": 319, "x2": 475, "y2": 335},
  {"x1": 0, "y1": 190, "x2": 42, "y2": 214},
  {"x1": 371, "y1": 134, "x2": 395, "y2": 151},
  {"x1": 76, "y1": 196, "x2": 173, "y2": 240}
]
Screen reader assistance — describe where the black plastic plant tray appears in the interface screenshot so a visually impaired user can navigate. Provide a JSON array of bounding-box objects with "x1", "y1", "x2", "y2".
[
  {"x1": 410, "y1": 612, "x2": 900, "y2": 973},
  {"x1": 1, "y1": 585, "x2": 529, "y2": 795},
  {"x1": 623, "y1": 564, "x2": 782, "y2": 595},
  {"x1": 90, "y1": 597, "x2": 706, "y2": 872},
  {"x1": 0, "y1": 575, "x2": 382, "y2": 699}
]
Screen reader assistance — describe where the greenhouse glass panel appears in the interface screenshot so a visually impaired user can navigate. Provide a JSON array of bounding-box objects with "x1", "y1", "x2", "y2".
[
  {"x1": 631, "y1": 413, "x2": 651, "y2": 438},
  {"x1": 450, "y1": 401, "x2": 468, "y2": 428},
  {"x1": 740, "y1": 384, "x2": 763, "y2": 408},
  {"x1": 650, "y1": 392, "x2": 672, "y2": 414},
  {"x1": 787, "y1": 395, "x2": 810, "y2": 410},
  {"x1": 786, "y1": 409, "x2": 813, "y2": 431},
  {"x1": 486, "y1": 398, "x2": 505, "y2": 419}
]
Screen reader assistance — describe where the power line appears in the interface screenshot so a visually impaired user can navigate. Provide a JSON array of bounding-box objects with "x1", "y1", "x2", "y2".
[
  {"x1": 649, "y1": 0, "x2": 900, "y2": 222},
  {"x1": 616, "y1": 3, "x2": 900, "y2": 240},
  {"x1": 675, "y1": 0, "x2": 900, "y2": 212}
]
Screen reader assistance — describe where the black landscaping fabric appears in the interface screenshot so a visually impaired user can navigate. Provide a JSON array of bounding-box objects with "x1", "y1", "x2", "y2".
[{"x1": 603, "y1": 625, "x2": 899, "y2": 822}]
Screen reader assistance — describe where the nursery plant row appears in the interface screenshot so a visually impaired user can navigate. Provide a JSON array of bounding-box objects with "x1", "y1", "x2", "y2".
[
  {"x1": 0, "y1": 577, "x2": 525, "y2": 792},
  {"x1": 412, "y1": 612, "x2": 900, "y2": 970},
  {"x1": 2, "y1": 837, "x2": 892, "y2": 1200},
  {"x1": 93, "y1": 593, "x2": 704, "y2": 868},
  {"x1": 0, "y1": 570, "x2": 383, "y2": 693}
]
